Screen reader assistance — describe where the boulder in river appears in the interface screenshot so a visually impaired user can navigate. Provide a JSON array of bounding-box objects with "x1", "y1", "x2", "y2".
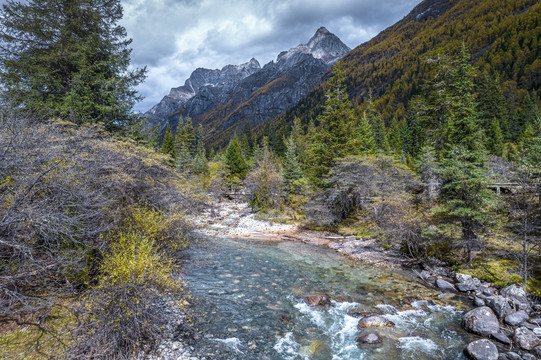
[
  {"x1": 500, "y1": 284, "x2": 531, "y2": 313},
  {"x1": 357, "y1": 333, "x2": 383, "y2": 345},
  {"x1": 504, "y1": 310, "x2": 529, "y2": 326},
  {"x1": 358, "y1": 315, "x2": 394, "y2": 328},
  {"x1": 513, "y1": 326, "x2": 541, "y2": 351},
  {"x1": 302, "y1": 294, "x2": 331, "y2": 307},
  {"x1": 465, "y1": 339, "x2": 499, "y2": 360},
  {"x1": 436, "y1": 278, "x2": 457, "y2": 292},
  {"x1": 462, "y1": 306, "x2": 500, "y2": 336}
]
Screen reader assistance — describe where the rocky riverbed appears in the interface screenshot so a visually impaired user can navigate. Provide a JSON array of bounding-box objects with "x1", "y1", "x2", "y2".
[{"x1": 156, "y1": 200, "x2": 541, "y2": 360}]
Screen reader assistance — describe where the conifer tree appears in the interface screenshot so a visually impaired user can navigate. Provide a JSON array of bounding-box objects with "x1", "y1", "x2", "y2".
[
  {"x1": 366, "y1": 94, "x2": 389, "y2": 152},
  {"x1": 309, "y1": 62, "x2": 356, "y2": 184},
  {"x1": 388, "y1": 118, "x2": 402, "y2": 154},
  {"x1": 356, "y1": 111, "x2": 376, "y2": 154},
  {"x1": 161, "y1": 124, "x2": 176, "y2": 159},
  {"x1": 0, "y1": 0, "x2": 146, "y2": 129},
  {"x1": 401, "y1": 102, "x2": 423, "y2": 156},
  {"x1": 282, "y1": 133, "x2": 303, "y2": 193},
  {"x1": 486, "y1": 118, "x2": 504, "y2": 156},
  {"x1": 192, "y1": 144, "x2": 209, "y2": 175},
  {"x1": 224, "y1": 133, "x2": 247, "y2": 181},
  {"x1": 476, "y1": 72, "x2": 509, "y2": 144}
]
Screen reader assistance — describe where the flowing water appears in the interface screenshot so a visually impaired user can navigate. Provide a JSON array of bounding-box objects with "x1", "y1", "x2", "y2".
[{"x1": 183, "y1": 236, "x2": 474, "y2": 360}]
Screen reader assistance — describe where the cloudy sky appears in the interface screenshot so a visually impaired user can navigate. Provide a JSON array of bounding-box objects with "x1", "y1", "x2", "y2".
[{"x1": 120, "y1": 0, "x2": 422, "y2": 112}]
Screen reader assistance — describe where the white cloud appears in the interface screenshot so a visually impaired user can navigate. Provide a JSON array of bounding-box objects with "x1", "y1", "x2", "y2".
[{"x1": 120, "y1": 0, "x2": 422, "y2": 112}]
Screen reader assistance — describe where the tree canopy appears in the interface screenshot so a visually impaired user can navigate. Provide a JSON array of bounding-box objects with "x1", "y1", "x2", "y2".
[{"x1": 0, "y1": 0, "x2": 146, "y2": 130}]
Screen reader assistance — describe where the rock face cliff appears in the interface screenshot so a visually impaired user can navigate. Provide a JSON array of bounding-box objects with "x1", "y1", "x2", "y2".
[{"x1": 143, "y1": 27, "x2": 350, "y2": 147}]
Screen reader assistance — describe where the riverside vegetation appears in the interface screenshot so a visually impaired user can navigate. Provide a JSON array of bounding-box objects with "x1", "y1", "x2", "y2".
[{"x1": 0, "y1": 0, "x2": 540, "y2": 358}]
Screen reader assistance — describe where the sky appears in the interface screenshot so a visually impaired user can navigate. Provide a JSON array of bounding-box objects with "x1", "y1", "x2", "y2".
[
  {"x1": 0, "y1": 0, "x2": 422, "y2": 112},
  {"x1": 121, "y1": 0, "x2": 422, "y2": 112}
]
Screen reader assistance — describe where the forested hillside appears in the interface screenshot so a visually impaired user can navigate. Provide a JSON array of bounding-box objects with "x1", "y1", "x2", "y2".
[{"x1": 267, "y1": 0, "x2": 541, "y2": 152}]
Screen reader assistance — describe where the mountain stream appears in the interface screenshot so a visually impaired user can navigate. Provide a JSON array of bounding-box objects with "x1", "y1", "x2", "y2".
[{"x1": 182, "y1": 235, "x2": 474, "y2": 360}]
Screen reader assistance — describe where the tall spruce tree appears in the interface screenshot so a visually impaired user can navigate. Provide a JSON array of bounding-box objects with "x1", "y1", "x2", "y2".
[
  {"x1": 366, "y1": 94, "x2": 389, "y2": 152},
  {"x1": 224, "y1": 133, "x2": 247, "y2": 180},
  {"x1": 161, "y1": 124, "x2": 176, "y2": 159},
  {"x1": 356, "y1": 111, "x2": 376, "y2": 154},
  {"x1": 476, "y1": 71, "x2": 509, "y2": 146},
  {"x1": 282, "y1": 133, "x2": 303, "y2": 193},
  {"x1": 309, "y1": 62, "x2": 356, "y2": 184},
  {"x1": 0, "y1": 0, "x2": 146, "y2": 129}
]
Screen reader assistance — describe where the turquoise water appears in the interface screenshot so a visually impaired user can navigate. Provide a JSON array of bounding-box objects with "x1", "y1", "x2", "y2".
[{"x1": 183, "y1": 236, "x2": 472, "y2": 359}]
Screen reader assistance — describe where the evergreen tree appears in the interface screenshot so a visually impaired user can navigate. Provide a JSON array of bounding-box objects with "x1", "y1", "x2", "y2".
[
  {"x1": 401, "y1": 101, "x2": 423, "y2": 156},
  {"x1": 366, "y1": 94, "x2": 389, "y2": 152},
  {"x1": 0, "y1": 0, "x2": 146, "y2": 129},
  {"x1": 519, "y1": 91, "x2": 540, "y2": 133},
  {"x1": 282, "y1": 133, "x2": 303, "y2": 193},
  {"x1": 224, "y1": 133, "x2": 247, "y2": 181},
  {"x1": 192, "y1": 144, "x2": 209, "y2": 175},
  {"x1": 486, "y1": 118, "x2": 504, "y2": 156},
  {"x1": 356, "y1": 111, "x2": 376, "y2": 154},
  {"x1": 476, "y1": 72, "x2": 509, "y2": 144},
  {"x1": 388, "y1": 118, "x2": 402, "y2": 154},
  {"x1": 161, "y1": 124, "x2": 176, "y2": 159},
  {"x1": 309, "y1": 62, "x2": 356, "y2": 184}
]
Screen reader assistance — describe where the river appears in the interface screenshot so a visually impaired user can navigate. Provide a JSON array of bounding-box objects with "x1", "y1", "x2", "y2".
[{"x1": 182, "y1": 235, "x2": 474, "y2": 360}]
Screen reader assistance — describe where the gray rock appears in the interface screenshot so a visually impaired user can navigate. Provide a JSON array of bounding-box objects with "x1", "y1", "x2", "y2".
[
  {"x1": 535, "y1": 346, "x2": 541, "y2": 356},
  {"x1": 498, "y1": 355, "x2": 508, "y2": 360},
  {"x1": 463, "y1": 306, "x2": 501, "y2": 336},
  {"x1": 487, "y1": 296, "x2": 514, "y2": 318},
  {"x1": 458, "y1": 283, "x2": 478, "y2": 292},
  {"x1": 465, "y1": 339, "x2": 499, "y2": 360},
  {"x1": 501, "y1": 285, "x2": 531, "y2": 313},
  {"x1": 456, "y1": 273, "x2": 482, "y2": 287},
  {"x1": 505, "y1": 311, "x2": 530, "y2": 326},
  {"x1": 533, "y1": 327, "x2": 541, "y2": 336},
  {"x1": 506, "y1": 353, "x2": 521, "y2": 360},
  {"x1": 521, "y1": 354, "x2": 535, "y2": 360},
  {"x1": 514, "y1": 327, "x2": 541, "y2": 351},
  {"x1": 433, "y1": 267, "x2": 448, "y2": 276},
  {"x1": 501, "y1": 284, "x2": 527, "y2": 299},
  {"x1": 530, "y1": 318, "x2": 541, "y2": 326},
  {"x1": 357, "y1": 333, "x2": 383, "y2": 344},
  {"x1": 475, "y1": 297, "x2": 487, "y2": 307},
  {"x1": 419, "y1": 270, "x2": 431, "y2": 280},
  {"x1": 492, "y1": 332, "x2": 512, "y2": 345},
  {"x1": 436, "y1": 278, "x2": 457, "y2": 292},
  {"x1": 478, "y1": 286, "x2": 496, "y2": 296},
  {"x1": 358, "y1": 315, "x2": 394, "y2": 328}
]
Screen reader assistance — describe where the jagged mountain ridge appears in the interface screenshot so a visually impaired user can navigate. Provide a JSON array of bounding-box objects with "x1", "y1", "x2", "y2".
[{"x1": 144, "y1": 27, "x2": 350, "y2": 146}]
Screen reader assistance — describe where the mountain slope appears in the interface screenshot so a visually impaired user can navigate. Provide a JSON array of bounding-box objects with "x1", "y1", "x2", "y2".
[
  {"x1": 143, "y1": 27, "x2": 350, "y2": 148},
  {"x1": 268, "y1": 0, "x2": 540, "y2": 144}
]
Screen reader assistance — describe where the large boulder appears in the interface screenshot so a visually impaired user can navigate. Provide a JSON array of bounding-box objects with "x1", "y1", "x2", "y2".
[
  {"x1": 486, "y1": 296, "x2": 513, "y2": 318},
  {"x1": 302, "y1": 294, "x2": 331, "y2": 307},
  {"x1": 514, "y1": 326, "x2": 541, "y2": 351},
  {"x1": 462, "y1": 306, "x2": 500, "y2": 336},
  {"x1": 456, "y1": 273, "x2": 481, "y2": 287},
  {"x1": 358, "y1": 315, "x2": 395, "y2": 328},
  {"x1": 436, "y1": 278, "x2": 457, "y2": 292},
  {"x1": 465, "y1": 339, "x2": 499, "y2": 360},
  {"x1": 504, "y1": 310, "x2": 529, "y2": 326},
  {"x1": 500, "y1": 285, "x2": 531, "y2": 313}
]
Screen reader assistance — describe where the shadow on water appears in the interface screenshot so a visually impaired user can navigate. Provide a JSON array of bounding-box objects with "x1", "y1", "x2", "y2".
[{"x1": 181, "y1": 236, "x2": 472, "y2": 360}]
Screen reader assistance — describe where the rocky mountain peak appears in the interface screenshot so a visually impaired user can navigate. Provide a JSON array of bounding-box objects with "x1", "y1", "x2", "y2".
[{"x1": 276, "y1": 27, "x2": 351, "y2": 67}]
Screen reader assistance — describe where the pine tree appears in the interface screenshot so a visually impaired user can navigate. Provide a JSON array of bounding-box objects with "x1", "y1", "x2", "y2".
[
  {"x1": 192, "y1": 144, "x2": 209, "y2": 175},
  {"x1": 309, "y1": 62, "x2": 356, "y2": 184},
  {"x1": 356, "y1": 111, "x2": 376, "y2": 154},
  {"x1": 486, "y1": 118, "x2": 504, "y2": 156},
  {"x1": 0, "y1": 0, "x2": 146, "y2": 129},
  {"x1": 401, "y1": 101, "x2": 423, "y2": 156},
  {"x1": 224, "y1": 133, "x2": 247, "y2": 181},
  {"x1": 282, "y1": 133, "x2": 303, "y2": 193},
  {"x1": 366, "y1": 95, "x2": 389, "y2": 152},
  {"x1": 388, "y1": 118, "x2": 402, "y2": 154},
  {"x1": 476, "y1": 71, "x2": 509, "y2": 144},
  {"x1": 161, "y1": 124, "x2": 176, "y2": 159}
]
